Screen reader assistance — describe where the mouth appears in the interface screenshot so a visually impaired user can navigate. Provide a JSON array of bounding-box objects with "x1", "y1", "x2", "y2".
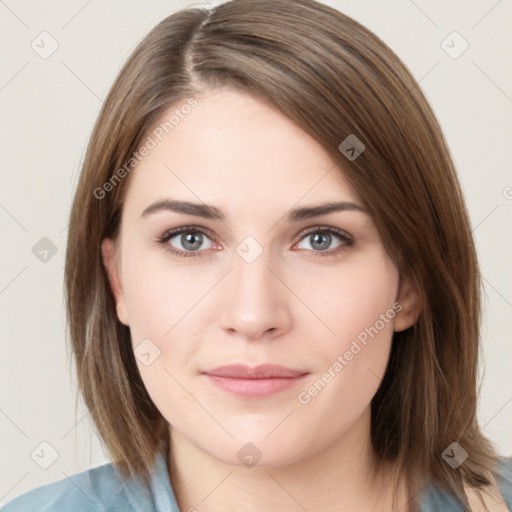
[{"x1": 201, "y1": 364, "x2": 309, "y2": 398}]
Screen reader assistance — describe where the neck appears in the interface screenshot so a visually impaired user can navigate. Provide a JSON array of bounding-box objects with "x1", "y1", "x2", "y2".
[{"x1": 168, "y1": 407, "x2": 411, "y2": 512}]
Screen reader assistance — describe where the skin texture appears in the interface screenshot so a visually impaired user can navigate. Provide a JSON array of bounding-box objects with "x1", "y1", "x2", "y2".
[{"x1": 102, "y1": 87, "x2": 422, "y2": 511}]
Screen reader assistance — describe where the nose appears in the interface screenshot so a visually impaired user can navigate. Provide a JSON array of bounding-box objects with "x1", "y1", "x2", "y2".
[{"x1": 218, "y1": 247, "x2": 293, "y2": 341}]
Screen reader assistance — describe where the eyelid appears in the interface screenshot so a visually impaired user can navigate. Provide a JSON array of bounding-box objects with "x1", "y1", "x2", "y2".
[
  {"x1": 156, "y1": 224, "x2": 354, "y2": 258},
  {"x1": 295, "y1": 225, "x2": 353, "y2": 243},
  {"x1": 156, "y1": 225, "x2": 218, "y2": 253}
]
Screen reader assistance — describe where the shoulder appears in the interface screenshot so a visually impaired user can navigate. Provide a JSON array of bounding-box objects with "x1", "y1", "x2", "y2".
[
  {"x1": 419, "y1": 456, "x2": 512, "y2": 512},
  {"x1": 488, "y1": 455, "x2": 512, "y2": 510},
  {"x1": 463, "y1": 456, "x2": 512, "y2": 512},
  {"x1": 1, "y1": 462, "x2": 135, "y2": 512},
  {"x1": 496, "y1": 455, "x2": 512, "y2": 504}
]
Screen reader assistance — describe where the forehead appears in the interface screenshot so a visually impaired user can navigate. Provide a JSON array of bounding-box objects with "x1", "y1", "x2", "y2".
[{"x1": 123, "y1": 87, "x2": 359, "y2": 215}]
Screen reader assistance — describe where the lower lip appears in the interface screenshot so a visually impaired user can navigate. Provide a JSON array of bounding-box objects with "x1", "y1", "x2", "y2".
[{"x1": 204, "y1": 374, "x2": 308, "y2": 397}]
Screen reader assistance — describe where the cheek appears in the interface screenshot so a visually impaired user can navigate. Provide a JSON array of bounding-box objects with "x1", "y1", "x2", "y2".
[
  {"x1": 119, "y1": 249, "x2": 212, "y2": 418},
  {"x1": 308, "y1": 253, "x2": 399, "y2": 346},
  {"x1": 298, "y1": 254, "x2": 399, "y2": 403},
  {"x1": 124, "y1": 269, "x2": 205, "y2": 388},
  {"x1": 121, "y1": 245, "x2": 208, "y2": 339}
]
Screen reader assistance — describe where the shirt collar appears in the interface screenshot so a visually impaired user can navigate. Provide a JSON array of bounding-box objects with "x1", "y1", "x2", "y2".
[{"x1": 123, "y1": 450, "x2": 180, "y2": 512}]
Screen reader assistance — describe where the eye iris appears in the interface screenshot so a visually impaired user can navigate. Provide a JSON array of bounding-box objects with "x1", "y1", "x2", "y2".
[
  {"x1": 311, "y1": 232, "x2": 331, "y2": 251},
  {"x1": 182, "y1": 232, "x2": 203, "y2": 251}
]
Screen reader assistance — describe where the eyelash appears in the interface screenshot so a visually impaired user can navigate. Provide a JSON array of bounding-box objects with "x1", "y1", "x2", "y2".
[{"x1": 155, "y1": 225, "x2": 354, "y2": 260}]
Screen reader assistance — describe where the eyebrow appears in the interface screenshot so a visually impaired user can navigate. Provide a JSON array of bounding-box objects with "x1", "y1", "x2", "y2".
[{"x1": 141, "y1": 199, "x2": 365, "y2": 222}]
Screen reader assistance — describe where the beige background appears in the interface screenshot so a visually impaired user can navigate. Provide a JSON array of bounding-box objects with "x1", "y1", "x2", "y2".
[{"x1": 1, "y1": 0, "x2": 511, "y2": 504}]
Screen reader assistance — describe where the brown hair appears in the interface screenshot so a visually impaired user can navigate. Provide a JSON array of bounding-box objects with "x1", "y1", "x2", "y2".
[{"x1": 64, "y1": 0, "x2": 501, "y2": 509}]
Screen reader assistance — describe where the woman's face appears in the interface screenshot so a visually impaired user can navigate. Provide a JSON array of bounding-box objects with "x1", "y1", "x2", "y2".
[{"x1": 102, "y1": 87, "x2": 417, "y2": 468}]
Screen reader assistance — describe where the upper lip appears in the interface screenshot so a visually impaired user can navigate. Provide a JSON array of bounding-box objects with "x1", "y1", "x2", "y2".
[{"x1": 203, "y1": 364, "x2": 308, "y2": 379}]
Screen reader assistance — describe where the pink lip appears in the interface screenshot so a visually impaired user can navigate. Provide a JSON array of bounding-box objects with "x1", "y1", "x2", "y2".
[{"x1": 202, "y1": 364, "x2": 309, "y2": 398}]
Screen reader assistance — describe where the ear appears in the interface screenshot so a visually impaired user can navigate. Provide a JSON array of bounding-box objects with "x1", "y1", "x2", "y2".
[
  {"x1": 393, "y1": 272, "x2": 422, "y2": 332},
  {"x1": 101, "y1": 238, "x2": 129, "y2": 326}
]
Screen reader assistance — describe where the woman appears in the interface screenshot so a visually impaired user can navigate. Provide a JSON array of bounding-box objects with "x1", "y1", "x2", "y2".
[{"x1": 3, "y1": 0, "x2": 511, "y2": 510}]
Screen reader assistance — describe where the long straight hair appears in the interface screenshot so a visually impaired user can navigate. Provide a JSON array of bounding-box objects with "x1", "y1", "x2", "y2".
[{"x1": 64, "y1": 1, "x2": 500, "y2": 509}]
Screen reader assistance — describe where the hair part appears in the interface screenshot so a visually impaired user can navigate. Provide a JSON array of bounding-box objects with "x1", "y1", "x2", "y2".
[{"x1": 64, "y1": 0, "x2": 500, "y2": 508}]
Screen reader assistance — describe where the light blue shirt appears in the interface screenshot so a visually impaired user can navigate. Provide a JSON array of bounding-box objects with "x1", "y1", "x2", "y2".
[{"x1": 2, "y1": 452, "x2": 512, "y2": 511}]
